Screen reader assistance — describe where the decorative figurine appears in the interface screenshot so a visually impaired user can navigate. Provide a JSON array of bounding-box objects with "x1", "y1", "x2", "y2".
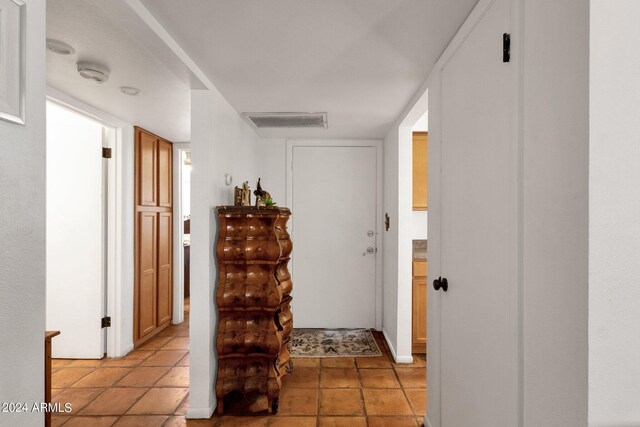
[
  {"x1": 254, "y1": 178, "x2": 273, "y2": 207},
  {"x1": 234, "y1": 186, "x2": 243, "y2": 206},
  {"x1": 241, "y1": 181, "x2": 251, "y2": 206}
]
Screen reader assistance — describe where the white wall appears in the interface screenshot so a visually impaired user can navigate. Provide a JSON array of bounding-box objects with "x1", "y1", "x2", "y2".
[
  {"x1": 257, "y1": 138, "x2": 286, "y2": 206},
  {"x1": 0, "y1": 1, "x2": 47, "y2": 425},
  {"x1": 382, "y1": 84, "x2": 429, "y2": 362},
  {"x1": 411, "y1": 212, "x2": 428, "y2": 240},
  {"x1": 396, "y1": 126, "x2": 414, "y2": 362},
  {"x1": 382, "y1": 128, "x2": 400, "y2": 358},
  {"x1": 189, "y1": 89, "x2": 261, "y2": 418},
  {"x1": 589, "y1": 2, "x2": 640, "y2": 425},
  {"x1": 412, "y1": 111, "x2": 428, "y2": 132},
  {"x1": 382, "y1": 125, "x2": 417, "y2": 362},
  {"x1": 522, "y1": 0, "x2": 589, "y2": 425},
  {"x1": 182, "y1": 154, "x2": 191, "y2": 218}
]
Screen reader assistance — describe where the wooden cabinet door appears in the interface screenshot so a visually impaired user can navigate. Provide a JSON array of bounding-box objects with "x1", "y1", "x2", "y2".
[
  {"x1": 137, "y1": 212, "x2": 158, "y2": 339},
  {"x1": 134, "y1": 127, "x2": 173, "y2": 347},
  {"x1": 138, "y1": 131, "x2": 158, "y2": 207},
  {"x1": 158, "y1": 140, "x2": 173, "y2": 208},
  {"x1": 412, "y1": 276, "x2": 428, "y2": 353},
  {"x1": 157, "y1": 212, "x2": 173, "y2": 325},
  {"x1": 412, "y1": 132, "x2": 428, "y2": 210}
]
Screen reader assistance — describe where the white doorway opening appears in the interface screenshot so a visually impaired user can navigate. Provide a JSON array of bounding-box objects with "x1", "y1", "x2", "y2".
[
  {"x1": 173, "y1": 144, "x2": 191, "y2": 324},
  {"x1": 391, "y1": 88, "x2": 430, "y2": 363},
  {"x1": 46, "y1": 101, "x2": 112, "y2": 358}
]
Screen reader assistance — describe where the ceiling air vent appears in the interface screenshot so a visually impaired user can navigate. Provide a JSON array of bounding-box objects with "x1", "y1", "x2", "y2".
[{"x1": 242, "y1": 112, "x2": 328, "y2": 129}]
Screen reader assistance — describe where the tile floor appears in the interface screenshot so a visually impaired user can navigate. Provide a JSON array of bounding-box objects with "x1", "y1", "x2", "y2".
[{"x1": 50, "y1": 303, "x2": 426, "y2": 427}]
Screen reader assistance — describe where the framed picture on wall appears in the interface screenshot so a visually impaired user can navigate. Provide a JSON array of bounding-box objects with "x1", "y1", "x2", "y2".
[{"x1": 0, "y1": 0, "x2": 25, "y2": 125}]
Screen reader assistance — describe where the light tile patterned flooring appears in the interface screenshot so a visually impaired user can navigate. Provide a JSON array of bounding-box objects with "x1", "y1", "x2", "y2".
[{"x1": 51, "y1": 303, "x2": 426, "y2": 427}]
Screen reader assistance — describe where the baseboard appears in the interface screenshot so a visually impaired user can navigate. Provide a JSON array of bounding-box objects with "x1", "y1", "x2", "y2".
[
  {"x1": 395, "y1": 354, "x2": 414, "y2": 363},
  {"x1": 381, "y1": 328, "x2": 397, "y2": 361},
  {"x1": 186, "y1": 401, "x2": 215, "y2": 419},
  {"x1": 424, "y1": 414, "x2": 433, "y2": 427},
  {"x1": 382, "y1": 328, "x2": 413, "y2": 364},
  {"x1": 119, "y1": 344, "x2": 134, "y2": 358}
]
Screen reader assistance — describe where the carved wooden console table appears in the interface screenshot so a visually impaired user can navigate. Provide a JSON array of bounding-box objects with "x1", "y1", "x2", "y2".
[{"x1": 215, "y1": 206, "x2": 293, "y2": 414}]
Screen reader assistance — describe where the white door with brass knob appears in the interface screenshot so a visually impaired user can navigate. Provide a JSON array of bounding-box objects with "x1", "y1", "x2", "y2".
[{"x1": 288, "y1": 141, "x2": 379, "y2": 328}]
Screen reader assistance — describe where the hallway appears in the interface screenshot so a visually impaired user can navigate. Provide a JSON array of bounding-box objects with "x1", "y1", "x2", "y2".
[{"x1": 50, "y1": 299, "x2": 425, "y2": 426}]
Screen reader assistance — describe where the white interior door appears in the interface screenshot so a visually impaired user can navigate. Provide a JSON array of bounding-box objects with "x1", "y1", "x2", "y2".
[
  {"x1": 46, "y1": 102, "x2": 106, "y2": 359},
  {"x1": 291, "y1": 144, "x2": 377, "y2": 328},
  {"x1": 440, "y1": 0, "x2": 518, "y2": 424}
]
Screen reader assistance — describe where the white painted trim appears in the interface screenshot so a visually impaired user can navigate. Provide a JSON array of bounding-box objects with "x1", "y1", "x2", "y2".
[
  {"x1": 46, "y1": 95, "x2": 117, "y2": 358},
  {"x1": 395, "y1": 355, "x2": 415, "y2": 364},
  {"x1": 382, "y1": 328, "x2": 413, "y2": 364},
  {"x1": 47, "y1": 86, "x2": 134, "y2": 357},
  {"x1": 47, "y1": 86, "x2": 130, "y2": 129},
  {"x1": 286, "y1": 139, "x2": 384, "y2": 331},
  {"x1": 124, "y1": 0, "x2": 214, "y2": 91},
  {"x1": 104, "y1": 126, "x2": 117, "y2": 356},
  {"x1": 424, "y1": 415, "x2": 433, "y2": 427},
  {"x1": 396, "y1": 125, "x2": 415, "y2": 362},
  {"x1": 382, "y1": 328, "x2": 397, "y2": 361},
  {"x1": 185, "y1": 402, "x2": 215, "y2": 420},
  {"x1": 172, "y1": 143, "x2": 190, "y2": 324}
]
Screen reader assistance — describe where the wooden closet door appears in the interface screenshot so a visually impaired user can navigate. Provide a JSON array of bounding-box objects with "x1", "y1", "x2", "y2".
[
  {"x1": 157, "y1": 212, "x2": 173, "y2": 325},
  {"x1": 134, "y1": 127, "x2": 173, "y2": 347},
  {"x1": 137, "y1": 211, "x2": 158, "y2": 338},
  {"x1": 138, "y1": 130, "x2": 158, "y2": 207},
  {"x1": 158, "y1": 140, "x2": 172, "y2": 208}
]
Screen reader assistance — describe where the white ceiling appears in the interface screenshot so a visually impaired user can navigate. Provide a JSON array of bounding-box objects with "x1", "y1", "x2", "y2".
[
  {"x1": 139, "y1": 0, "x2": 479, "y2": 139},
  {"x1": 46, "y1": 0, "x2": 479, "y2": 141},
  {"x1": 46, "y1": 0, "x2": 191, "y2": 142}
]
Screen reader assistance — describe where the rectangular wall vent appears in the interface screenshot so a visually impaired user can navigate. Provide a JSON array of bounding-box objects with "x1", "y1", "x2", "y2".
[{"x1": 242, "y1": 112, "x2": 328, "y2": 129}]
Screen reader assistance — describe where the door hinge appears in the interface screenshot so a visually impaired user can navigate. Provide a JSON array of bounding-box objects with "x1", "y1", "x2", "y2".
[
  {"x1": 503, "y1": 33, "x2": 511, "y2": 63},
  {"x1": 102, "y1": 147, "x2": 112, "y2": 159},
  {"x1": 101, "y1": 316, "x2": 111, "y2": 328}
]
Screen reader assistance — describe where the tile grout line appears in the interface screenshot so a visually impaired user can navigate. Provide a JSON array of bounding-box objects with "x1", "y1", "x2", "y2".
[
  {"x1": 355, "y1": 359, "x2": 369, "y2": 426},
  {"x1": 51, "y1": 331, "x2": 190, "y2": 426},
  {"x1": 316, "y1": 360, "x2": 321, "y2": 427},
  {"x1": 391, "y1": 359, "x2": 420, "y2": 421},
  {"x1": 54, "y1": 328, "x2": 421, "y2": 426}
]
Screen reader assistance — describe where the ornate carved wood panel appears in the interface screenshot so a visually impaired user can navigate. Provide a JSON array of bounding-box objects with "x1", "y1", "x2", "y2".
[{"x1": 215, "y1": 206, "x2": 293, "y2": 414}]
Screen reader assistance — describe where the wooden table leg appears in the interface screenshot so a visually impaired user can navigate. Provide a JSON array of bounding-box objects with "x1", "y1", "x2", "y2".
[{"x1": 45, "y1": 331, "x2": 60, "y2": 427}]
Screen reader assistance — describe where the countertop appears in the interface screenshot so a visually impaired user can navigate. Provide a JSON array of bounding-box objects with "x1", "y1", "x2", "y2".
[{"x1": 413, "y1": 239, "x2": 427, "y2": 260}]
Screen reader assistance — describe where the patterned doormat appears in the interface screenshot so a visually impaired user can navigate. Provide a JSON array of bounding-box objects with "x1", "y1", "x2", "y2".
[{"x1": 291, "y1": 328, "x2": 382, "y2": 357}]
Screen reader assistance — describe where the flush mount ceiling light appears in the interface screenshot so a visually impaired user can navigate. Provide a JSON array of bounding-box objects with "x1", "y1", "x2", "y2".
[
  {"x1": 120, "y1": 86, "x2": 142, "y2": 96},
  {"x1": 242, "y1": 112, "x2": 328, "y2": 129},
  {"x1": 46, "y1": 39, "x2": 75, "y2": 55},
  {"x1": 76, "y1": 62, "x2": 110, "y2": 84}
]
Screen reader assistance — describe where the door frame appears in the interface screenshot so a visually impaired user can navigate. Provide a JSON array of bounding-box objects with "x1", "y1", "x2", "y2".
[
  {"x1": 172, "y1": 143, "x2": 190, "y2": 324},
  {"x1": 47, "y1": 86, "x2": 135, "y2": 358},
  {"x1": 286, "y1": 139, "x2": 383, "y2": 331},
  {"x1": 46, "y1": 92, "x2": 119, "y2": 358}
]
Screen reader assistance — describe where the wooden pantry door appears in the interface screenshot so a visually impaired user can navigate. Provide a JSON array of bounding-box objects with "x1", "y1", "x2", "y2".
[{"x1": 134, "y1": 127, "x2": 174, "y2": 347}]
